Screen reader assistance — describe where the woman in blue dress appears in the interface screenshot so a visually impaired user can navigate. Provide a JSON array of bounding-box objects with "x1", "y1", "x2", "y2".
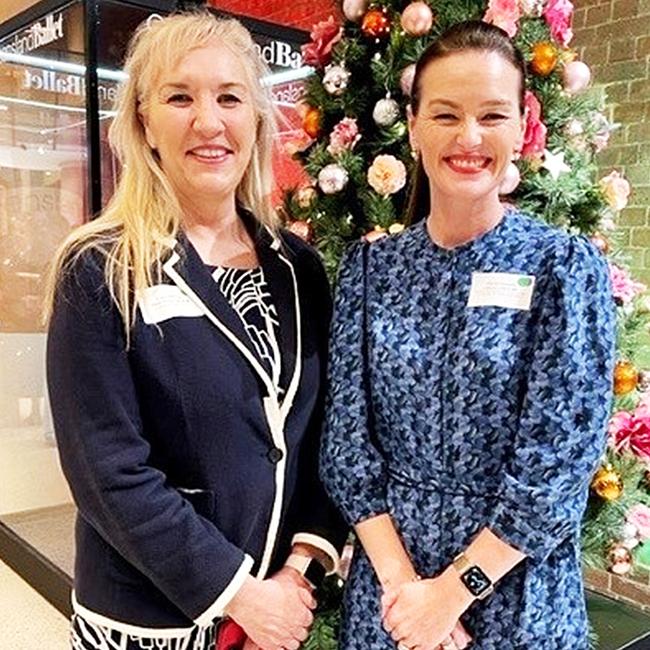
[{"x1": 321, "y1": 21, "x2": 616, "y2": 650}]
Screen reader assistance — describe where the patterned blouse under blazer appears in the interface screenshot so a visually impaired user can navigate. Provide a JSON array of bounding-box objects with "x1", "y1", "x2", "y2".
[
  {"x1": 321, "y1": 210, "x2": 616, "y2": 649},
  {"x1": 47, "y1": 217, "x2": 346, "y2": 636}
]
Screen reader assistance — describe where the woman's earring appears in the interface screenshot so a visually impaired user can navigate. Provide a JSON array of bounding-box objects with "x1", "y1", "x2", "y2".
[
  {"x1": 499, "y1": 161, "x2": 521, "y2": 195},
  {"x1": 411, "y1": 148, "x2": 419, "y2": 160}
]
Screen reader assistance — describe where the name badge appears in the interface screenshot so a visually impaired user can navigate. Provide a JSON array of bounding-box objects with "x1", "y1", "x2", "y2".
[
  {"x1": 467, "y1": 272, "x2": 535, "y2": 311},
  {"x1": 138, "y1": 285, "x2": 204, "y2": 324}
]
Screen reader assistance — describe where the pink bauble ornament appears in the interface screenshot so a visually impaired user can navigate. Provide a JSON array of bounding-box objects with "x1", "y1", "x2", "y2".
[
  {"x1": 400, "y1": 1, "x2": 434, "y2": 36},
  {"x1": 563, "y1": 61, "x2": 591, "y2": 94},
  {"x1": 498, "y1": 162, "x2": 521, "y2": 195},
  {"x1": 400, "y1": 64, "x2": 416, "y2": 96},
  {"x1": 343, "y1": 0, "x2": 369, "y2": 22}
]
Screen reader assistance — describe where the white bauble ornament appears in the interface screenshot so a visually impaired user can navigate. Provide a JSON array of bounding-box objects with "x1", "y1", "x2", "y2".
[
  {"x1": 623, "y1": 537, "x2": 640, "y2": 550},
  {"x1": 565, "y1": 119, "x2": 584, "y2": 138},
  {"x1": 400, "y1": 64, "x2": 416, "y2": 96},
  {"x1": 373, "y1": 96, "x2": 400, "y2": 126},
  {"x1": 498, "y1": 162, "x2": 521, "y2": 195},
  {"x1": 343, "y1": 0, "x2": 369, "y2": 22},
  {"x1": 400, "y1": 2, "x2": 434, "y2": 36},
  {"x1": 623, "y1": 522, "x2": 639, "y2": 539},
  {"x1": 563, "y1": 61, "x2": 591, "y2": 94},
  {"x1": 323, "y1": 64, "x2": 351, "y2": 96},
  {"x1": 318, "y1": 164, "x2": 349, "y2": 194}
]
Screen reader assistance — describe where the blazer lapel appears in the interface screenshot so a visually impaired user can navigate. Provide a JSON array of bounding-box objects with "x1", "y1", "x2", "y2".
[{"x1": 162, "y1": 234, "x2": 274, "y2": 390}]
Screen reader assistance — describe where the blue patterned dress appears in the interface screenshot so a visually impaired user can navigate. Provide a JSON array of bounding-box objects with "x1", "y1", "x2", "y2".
[{"x1": 321, "y1": 210, "x2": 616, "y2": 649}]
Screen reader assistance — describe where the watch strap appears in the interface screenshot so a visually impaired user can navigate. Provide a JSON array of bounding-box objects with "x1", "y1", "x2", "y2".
[{"x1": 285, "y1": 554, "x2": 326, "y2": 588}]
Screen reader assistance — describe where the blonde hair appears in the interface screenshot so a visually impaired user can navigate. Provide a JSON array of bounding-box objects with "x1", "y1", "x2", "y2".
[{"x1": 45, "y1": 11, "x2": 279, "y2": 340}]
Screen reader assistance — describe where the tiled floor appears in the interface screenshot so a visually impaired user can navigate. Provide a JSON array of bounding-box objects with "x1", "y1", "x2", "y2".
[{"x1": 0, "y1": 559, "x2": 69, "y2": 648}]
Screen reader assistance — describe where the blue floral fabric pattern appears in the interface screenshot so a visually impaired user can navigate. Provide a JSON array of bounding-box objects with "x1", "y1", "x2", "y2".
[{"x1": 321, "y1": 210, "x2": 616, "y2": 649}]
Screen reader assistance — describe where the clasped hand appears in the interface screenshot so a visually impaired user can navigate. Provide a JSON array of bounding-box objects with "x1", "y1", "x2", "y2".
[
  {"x1": 226, "y1": 566, "x2": 315, "y2": 650},
  {"x1": 381, "y1": 575, "x2": 472, "y2": 650}
]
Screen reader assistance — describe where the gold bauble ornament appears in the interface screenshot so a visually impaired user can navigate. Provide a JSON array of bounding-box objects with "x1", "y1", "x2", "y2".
[
  {"x1": 614, "y1": 360, "x2": 639, "y2": 395},
  {"x1": 608, "y1": 542, "x2": 632, "y2": 575},
  {"x1": 295, "y1": 186, "x2": 317, "y2": 208},
  {"x1": 531, "y1": 42, "x2": 558, "y2": 76},
  {"x1": 302, "y1": 107, "x2": 322, "y2": 139},
  {"x1": 591, "y1": 465, "x2": 623, "y2": 501},
  {"x1": 361, "y1": 7, "x2": 392, "y2": 40}
]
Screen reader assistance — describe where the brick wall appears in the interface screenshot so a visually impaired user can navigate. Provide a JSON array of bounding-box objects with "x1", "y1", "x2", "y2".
[{"x1": 573, "y1": 0, "x2": 650, "y2": 284}]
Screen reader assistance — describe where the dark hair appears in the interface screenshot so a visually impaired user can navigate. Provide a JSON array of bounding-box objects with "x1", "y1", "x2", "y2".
[{"x1": 406, "y1": 20, "x2": 527, "y2": 223}]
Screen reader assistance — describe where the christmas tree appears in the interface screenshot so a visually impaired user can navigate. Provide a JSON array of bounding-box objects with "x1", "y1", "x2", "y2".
[{"x1": 282, "y1": 1, "x2": 650, "y2": 646}]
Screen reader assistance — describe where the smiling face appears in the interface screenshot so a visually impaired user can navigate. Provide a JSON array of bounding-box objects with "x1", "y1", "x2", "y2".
[
  {"x1": 408, "y1": 50, "x2": 525, "y2": 211},
  {"x1": 140, "y1": 41, "x2": 258, "y2": 213}
]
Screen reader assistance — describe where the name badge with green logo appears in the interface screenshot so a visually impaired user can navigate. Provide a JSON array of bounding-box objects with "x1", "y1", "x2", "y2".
[{"x1": 467, "y1": 272, "x2": 536, "y2": 310}]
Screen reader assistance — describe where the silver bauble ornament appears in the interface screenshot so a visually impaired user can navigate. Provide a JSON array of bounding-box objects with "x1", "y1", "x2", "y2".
[
  {"x1": 623, "y1": 522, "x2": 639, "y2": 539},
  {"x1": 563, "y1": 61, "x2": 591, "y2": 95},
  {"x1": 343, "y1": 0, "x2": 369, "y2": 22},
  {"x1": 373, "y1": 96, "x2": 400, "y2": 127},
  {"x1": 323, "y1": 64, "x2": 351, "y2": 96},
  {"x1": 318, "y1": 164, "x2": 349, "y2": 194}
]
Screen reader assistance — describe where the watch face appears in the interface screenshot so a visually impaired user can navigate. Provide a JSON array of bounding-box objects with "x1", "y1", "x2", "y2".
[{"x1": 461, "y1": 566, "x2": 492, "y2": 596}]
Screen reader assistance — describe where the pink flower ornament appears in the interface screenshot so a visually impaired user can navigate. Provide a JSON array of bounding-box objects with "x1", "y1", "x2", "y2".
[
  {"x1": 543, "y1": 0, "x2": 574, "y2": 47},
  {"x1": 521, "y1": 91, "x2": 547, "y2": 159},
  {"x1": 609, "y1": 405, "x2": 650, "y2": 462},
  {"x1": 609, "y1": 263, "x2": 646, "y2": 305},
  {"x1": 628, "y1": 504, "x2": 650, "y2": 541},
  {"x1": 301, "y1": 16, "x2": 343, "y2": 68},
  {"x1": 483, "y1": 0, "x2": 521, "y2": 37},
  {"x1": 327, "y1": 118, "x2": 361, "y2": 156}
]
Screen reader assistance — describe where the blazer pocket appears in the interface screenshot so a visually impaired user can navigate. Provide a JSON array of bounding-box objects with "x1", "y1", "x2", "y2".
[{"x1": 177, "y1": 487, "x2": 215, "y2": 519}]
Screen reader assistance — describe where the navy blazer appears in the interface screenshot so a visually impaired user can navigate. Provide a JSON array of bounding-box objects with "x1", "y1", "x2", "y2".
[{"x1": 47, "y1": 219, "x2": 346, "y2": 633}]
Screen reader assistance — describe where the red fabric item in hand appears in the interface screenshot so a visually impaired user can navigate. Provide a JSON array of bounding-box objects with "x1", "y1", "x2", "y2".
[{"x1": 216, "y1": 620, "x2": 247, "y2": 650}]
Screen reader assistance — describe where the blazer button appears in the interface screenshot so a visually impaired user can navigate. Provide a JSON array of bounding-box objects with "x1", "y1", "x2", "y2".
[{"x1": 267, "y1": 447, "x2": 284, "y2": 463}]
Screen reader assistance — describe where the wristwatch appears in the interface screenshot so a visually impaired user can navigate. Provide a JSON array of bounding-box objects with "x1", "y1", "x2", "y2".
[
  {"x1": 285, "y1": 553, "x2": 326, "y2": 588},
  {"x1": 452, "y1": 552, "x2": 494, "y2": 600}
]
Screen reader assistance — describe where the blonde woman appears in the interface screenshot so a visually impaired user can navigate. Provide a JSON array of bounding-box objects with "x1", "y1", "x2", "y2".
[{"x1": 46, "y1": 12, "x2": 345, "y2": 650}]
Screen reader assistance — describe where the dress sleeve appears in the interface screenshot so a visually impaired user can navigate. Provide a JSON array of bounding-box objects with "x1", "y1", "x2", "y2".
[
  {"x1": 47, "y1": 251, "x2": 252, "y2": 624},
  {"x1": 487, "y1": 236, "x2": 616, "y2": 564},
  {"x1": 320, "y1": 242, "x2": 389, "y2": 526},
  {"x1": 286, "y1": 246, "x2": 348, "y2": 570}
]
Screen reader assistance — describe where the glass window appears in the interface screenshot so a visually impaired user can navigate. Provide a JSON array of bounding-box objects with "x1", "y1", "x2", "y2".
[{"x1": 0, "y1": 0, "x2": 85, "y2": 573}]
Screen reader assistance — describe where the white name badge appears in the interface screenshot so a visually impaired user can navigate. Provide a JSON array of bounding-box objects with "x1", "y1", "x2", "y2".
[
  {"x1": 467, "y1": 272, "x2": 536, "y2": 311},
  {"x1": 138, "y1": 284, "x2": 203, "y2": 324}
]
